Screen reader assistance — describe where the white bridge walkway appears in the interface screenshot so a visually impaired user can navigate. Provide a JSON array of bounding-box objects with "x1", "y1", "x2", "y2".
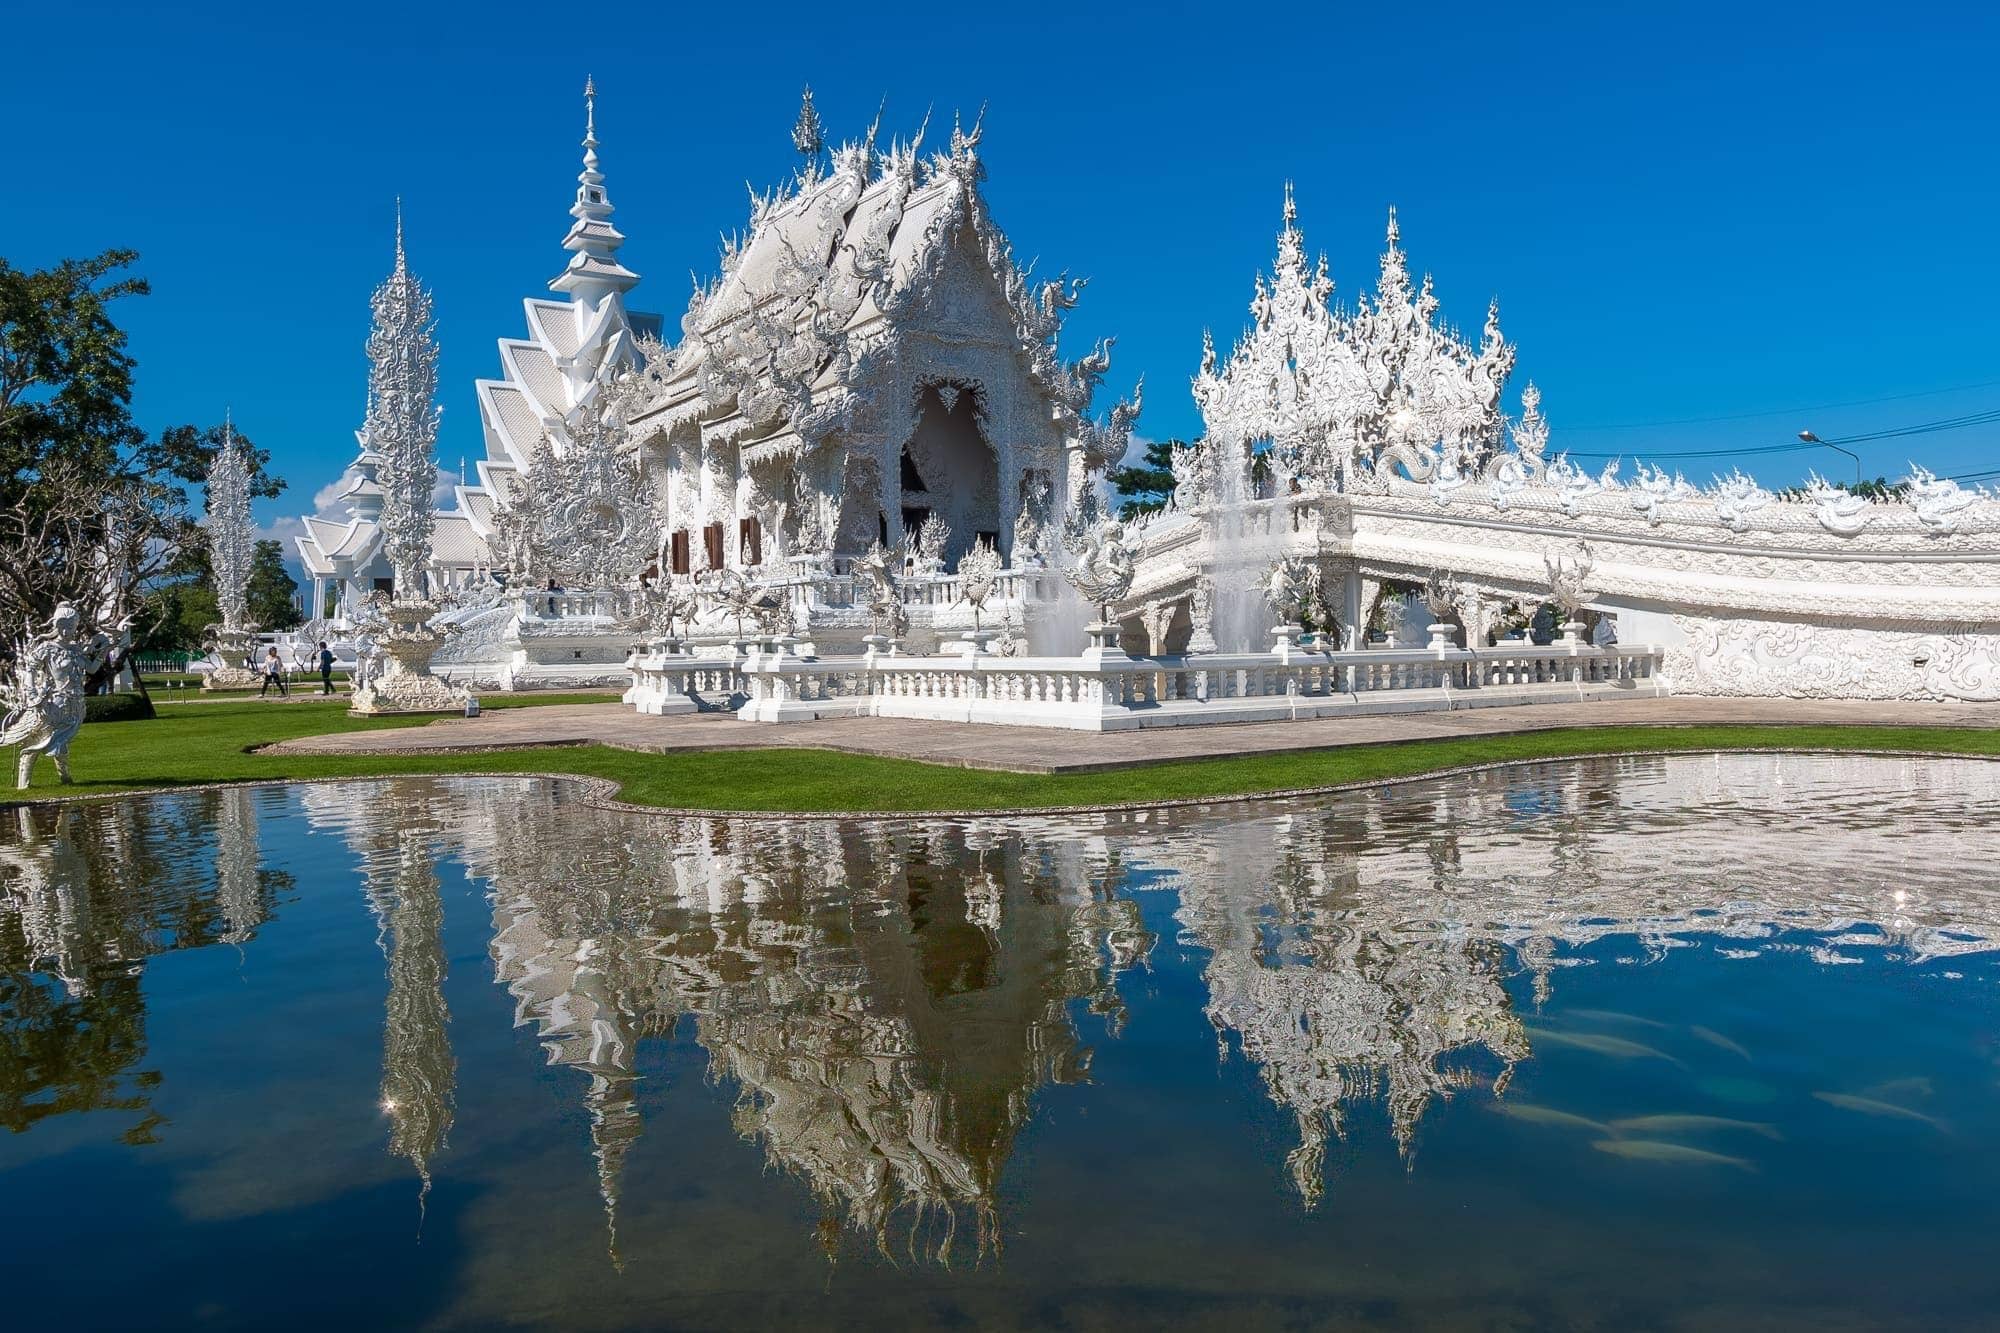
[{"x1": 266, "y1": 697, "x2": 1999, "y2": 777}]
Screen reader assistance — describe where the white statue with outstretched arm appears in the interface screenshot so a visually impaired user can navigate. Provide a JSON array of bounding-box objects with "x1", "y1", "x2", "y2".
[{"x1": 2, "y1": 603, "x2": 133, "y2": 788}]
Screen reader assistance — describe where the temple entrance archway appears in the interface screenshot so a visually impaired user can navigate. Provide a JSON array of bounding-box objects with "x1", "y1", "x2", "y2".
[{"x1": 902, "y1": 383, "x2": 998, "y2": 565}]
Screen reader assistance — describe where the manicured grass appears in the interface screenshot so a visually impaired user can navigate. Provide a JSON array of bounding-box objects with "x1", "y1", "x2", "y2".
[
  {"x1": 145, "y1": 671, "x2": 355, "y2": 695},
  {"x1": 12, "y1": 697, "x2": 2000, "y2": 813}
]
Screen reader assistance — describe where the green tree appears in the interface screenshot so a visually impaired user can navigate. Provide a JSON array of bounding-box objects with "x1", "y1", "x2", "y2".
[
  {"x1": 0, "y1": 249, "x2": 149, "y2": 489},
  {"x1": 0, "y1": 249, "x2": 291, "y2": 675},
  {"x1": 1108, "y1": 438, "x2": 1186, "y2": 518},
  {"x1": 245, "y1": 539, "x2": 302, "y2": 631},
  {"x1": 140, "y1": 422, "x2": 286, "y2": 500},
  {"x1": 1779, "y1": 475, "x2": 1911, "y2": 502},
  {"x1": 0, "y1": 251, "x2": 178, "y2": 685}
]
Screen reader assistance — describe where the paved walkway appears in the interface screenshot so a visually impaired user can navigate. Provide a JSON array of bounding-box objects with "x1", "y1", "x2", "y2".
[{"x1": 262, "y1": 697, "x2": 2000, "y2": 776}]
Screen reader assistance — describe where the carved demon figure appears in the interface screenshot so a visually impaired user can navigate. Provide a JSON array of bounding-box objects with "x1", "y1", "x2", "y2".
[{"x1": 2, "y1": 604, "x2": 133, "y2": 788}]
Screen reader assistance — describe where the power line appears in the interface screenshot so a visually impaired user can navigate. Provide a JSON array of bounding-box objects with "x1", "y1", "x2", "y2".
[
  {"x1": 1561, "y1": 377, "x2": 2000, "y2": 432},
  {"x1": 1816, "y1": 408, "x2": 2000, "y2": 444},
  {"x1": 1559, "y1": 441, "x2": 1823, "y2": 461},
  {"x1": 1557, "y1": 408, "x2": 2000, "y2": 463}
]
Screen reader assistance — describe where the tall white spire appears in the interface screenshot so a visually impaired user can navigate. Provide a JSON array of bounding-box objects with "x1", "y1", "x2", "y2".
[
  {"x1": 551, "y1": 76, "x2": 639, "y2": 310},
  {"x1": 205, "y1": 411, "x2": 254, "y2": 633},
  {"x1": 367, "y1": 208, "x2": 443, "y2": 598}
]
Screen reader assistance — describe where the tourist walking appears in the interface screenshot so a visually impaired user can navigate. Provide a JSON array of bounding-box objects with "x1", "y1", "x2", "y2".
[
  {"x1": 259, "y1": 646, "x2": 288, "y2": 697},
  {"x1": 317, "y1": 641, "x2": 336, "y2": 694}
]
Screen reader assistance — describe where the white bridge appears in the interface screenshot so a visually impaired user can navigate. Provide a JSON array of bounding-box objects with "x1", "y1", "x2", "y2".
[{"x1": 629, "y1": 634, "x2": 1664, "y2": 731}]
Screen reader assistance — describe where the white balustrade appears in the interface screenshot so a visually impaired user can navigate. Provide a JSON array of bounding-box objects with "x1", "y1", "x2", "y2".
[
  {"x1": 515, "y1": 588, "x2": 627, "y2": 622},
  {"x1": 645, "y1": 639, "x2": 1666, "y2": 731}
]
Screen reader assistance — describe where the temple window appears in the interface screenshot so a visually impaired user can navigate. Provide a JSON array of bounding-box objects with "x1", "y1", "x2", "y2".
[
  {"x1": 703, "y1": 522, "x2": 726, "y2": 569},
  {"x1": 669, "y1": 529, "x2": 690, "y2": 575}
]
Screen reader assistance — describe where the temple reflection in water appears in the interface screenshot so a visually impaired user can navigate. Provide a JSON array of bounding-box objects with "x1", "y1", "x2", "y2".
[
  {"x1": 4, "y1": 753, "x2": 1999, "y2": 1263},
  {"x1": 0, "y1": 792, "x2": 290, "y2": 1142},
  {"x1": 451, "y1": 786, "x2": 1157, "y2": 1262}
]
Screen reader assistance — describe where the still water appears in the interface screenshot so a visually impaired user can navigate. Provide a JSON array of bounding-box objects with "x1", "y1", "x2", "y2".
[{"x1": 3, "y1": 754, "x2": 1998, "y2": 1330}]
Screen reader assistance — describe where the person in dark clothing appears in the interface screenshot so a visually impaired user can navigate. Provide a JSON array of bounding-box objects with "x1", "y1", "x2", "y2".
[
  {"x1": 317, "y1": 641, "x2": 336, "y2": 695},
  {"x1": 259, "y1": 646, "x2": 288, "y2": 697}
]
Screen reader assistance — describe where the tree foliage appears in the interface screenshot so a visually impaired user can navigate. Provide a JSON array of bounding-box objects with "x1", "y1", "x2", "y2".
[
  {"x1": 1779, "y1": 475, "x2": 1912, "y2": 502},
  {"x1": 0, "y1": 251, "x2": 171, "y2": 674},
  {"x1": 246, "y1": 539, "x2": 302, "y2": 631},
  {"x1": 0, "y1": 248, "x2": 291, "y2": 675},
  {"x1": 0, "y1": 249, "x2": 149, "y2": 488},
  {"x1": 1108, "y1": 438, "x2": 1186, "y2": 518}
]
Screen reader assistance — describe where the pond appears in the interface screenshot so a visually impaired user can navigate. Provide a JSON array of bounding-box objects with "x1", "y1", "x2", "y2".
[{"x1": 3, "y1": 754, "x2": 1998, "y2": 1330}]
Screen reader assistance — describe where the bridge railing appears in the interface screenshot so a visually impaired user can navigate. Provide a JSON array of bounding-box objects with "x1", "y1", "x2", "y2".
[{"x1": 627, "y1": 639, "x2": 1666, "y2": 730}]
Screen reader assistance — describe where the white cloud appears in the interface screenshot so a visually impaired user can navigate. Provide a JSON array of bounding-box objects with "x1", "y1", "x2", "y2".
[
  {"x1": 432, "y1": 467, "x2": 462, "y2": 508},
  {"x1": 310, "y1": 473, "x2": 353, "y2": 512}
]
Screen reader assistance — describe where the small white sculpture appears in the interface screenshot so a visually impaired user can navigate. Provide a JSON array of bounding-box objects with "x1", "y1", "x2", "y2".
[
  {"x1": 1906, "y1": 466, "x2": 1981, "y2": 536},
  {"x1": 1260, "y1": 555, "x2": 1323, "y2": 631},
  {"x1": 1545, "y1": 542, "x2": 1596, "y2": 621},
  {"x1": 703, "y1": 568, "x2": 787, "y2": 639},
  {"x1": 912, "y1": 512, "x2": 952, "y2": 569},
  {"x1": 857, "y1": 541, "x2": 909, "y2": 641},
  {"x1": 1710, "y1": 470, "x2": 1773, "y2": 533},
  {"x1": 1802, "y1": 475, "x2": 1874, "y2": 536},
  {"x1": 1486, "y1": 452, "x2": 1530, "y2": 510},
  {"x1": 1629, "y1": 463, "x2": 1696, "y2": 525},
  {"x1": 1545, "y1": 455, "x2": 1610, "y2": 518},
  {"x1": 1427, "y1": 449, "x2": 1468, "y2": 504},
  {"x1": 2, "y1": 603, "x2": 132, "y2": 788},
  {"x1": 956, "y1": 539, "x2": 1004, "y2": 635},
  {"x1": 1062, "y1": 517, "x2": 1140, "y2": 646},
  {"x1": 638, "y1": 576, "x2": 700, "y2": 646}
]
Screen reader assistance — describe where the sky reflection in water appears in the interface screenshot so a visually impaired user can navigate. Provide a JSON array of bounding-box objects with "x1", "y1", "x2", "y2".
[{"x1": 3, "y1": 754, "x2": 1998, "y2": 1331}]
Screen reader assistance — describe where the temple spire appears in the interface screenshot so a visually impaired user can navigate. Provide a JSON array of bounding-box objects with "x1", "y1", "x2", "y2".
[
  {"x1": 792, "y1": 84, "x2": 825, "y2": 170},
  {"x1": 394, "y1": 197, "x2": 406, "y2": 274},
  {"x1": 551, "y1": 76, "x2": 639, "y2": 308},
  {"x1": 1274, "y1": 181, "x2": 1305, "y2": 277},
  {"x1": 1377, "y1": 205, "x2": 1411, "y2": 307}
]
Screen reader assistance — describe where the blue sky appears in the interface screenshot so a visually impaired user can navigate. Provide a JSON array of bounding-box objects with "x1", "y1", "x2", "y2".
[{"x1": 5, "y1": 0, "x2": 1997, "y2": 548}]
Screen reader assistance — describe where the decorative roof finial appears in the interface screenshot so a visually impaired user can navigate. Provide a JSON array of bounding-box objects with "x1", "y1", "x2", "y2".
[
  {"x1": 1283, "y1": 180, "x2": 1297, "y2": 227},
  {"x1": 1386, "y1": 204, "x2": 1401, "y2": 250},
  {"x1": 582, "y1": 76, "x2": 600, "y2": 172},
  {"x1": 792, "y1": 84, "x2": 825, "y2": 163},
  {"x1": 394, "y1": 196, "x2": 407, "y2": 274},
  {"x1": 862, "y1": 94, "x2": 886, "y2": 164}
]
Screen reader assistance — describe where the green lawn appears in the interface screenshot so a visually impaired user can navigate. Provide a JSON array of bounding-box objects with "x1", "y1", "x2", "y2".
[
  {"x1": 145, "y1": 672, "x2": 355, "y2": 694},
  {"x1": 11, "y1": 697, "x2": 2000, "y2": 814}
]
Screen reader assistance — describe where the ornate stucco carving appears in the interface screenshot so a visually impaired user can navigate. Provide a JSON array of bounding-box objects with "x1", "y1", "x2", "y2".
[{"x1": 1666, "y1": 614, "x2": 2000, "y2": 702}]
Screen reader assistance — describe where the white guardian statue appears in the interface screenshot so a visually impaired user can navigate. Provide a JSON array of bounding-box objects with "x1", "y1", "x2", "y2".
[{"x1": 3, "y1": 603, "x2": 132, "y2": 788}]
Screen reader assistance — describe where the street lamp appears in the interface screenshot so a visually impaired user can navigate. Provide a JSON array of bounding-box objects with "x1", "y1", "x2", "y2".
[{"x1": 1798, "y1": 430, "x2": 1861, "y2": 486}]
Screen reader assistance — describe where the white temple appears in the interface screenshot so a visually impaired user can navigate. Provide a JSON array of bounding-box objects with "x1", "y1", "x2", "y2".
[{"x1": 291, "y1": 83, "x2": 2000, "y2": 717}]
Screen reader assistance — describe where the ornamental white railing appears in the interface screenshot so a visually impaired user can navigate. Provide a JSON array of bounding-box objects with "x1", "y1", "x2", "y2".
[
  {"x1": 626, "y1": 639, "x2": 1666, "y2": 731},
  {"x1": 513, "y1": 588, "x2": 628, "y2": 622}
]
